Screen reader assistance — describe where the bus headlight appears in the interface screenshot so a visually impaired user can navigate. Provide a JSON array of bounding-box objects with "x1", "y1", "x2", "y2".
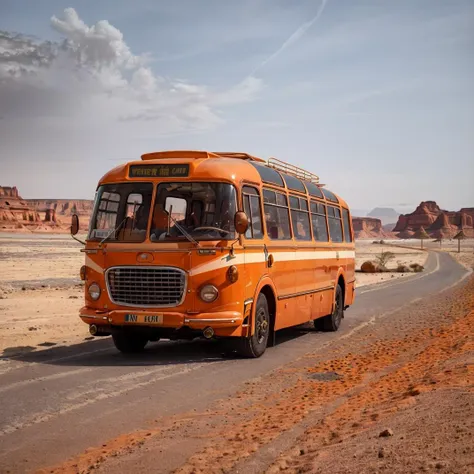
[
  {"x1": 200, "y1": 284, "x2": 219, "y2": 303},
  {"x1": 88, "y1": 282, "x2": 101, "y2": 301}
]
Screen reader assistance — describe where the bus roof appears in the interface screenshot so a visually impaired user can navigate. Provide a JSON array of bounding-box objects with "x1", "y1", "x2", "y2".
[{"x1": 98, "y1": 150, "x2": 349, "y2": 209}]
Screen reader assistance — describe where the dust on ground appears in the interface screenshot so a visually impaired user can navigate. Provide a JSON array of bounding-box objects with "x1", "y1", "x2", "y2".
[{"x1": 41, "y1": 275, "x2": 474, "y2": 474}]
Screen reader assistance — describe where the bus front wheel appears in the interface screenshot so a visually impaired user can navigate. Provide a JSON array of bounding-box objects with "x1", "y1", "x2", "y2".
[
  {"x1": 314, "y1": 284, "x2": 343, "y2": 332},
  {"x1": 112, "y1": 331, "x2": 148, "y2": 353},
  {"x1": 237, "y1": 293, "x2": 270, "y2": 358}
]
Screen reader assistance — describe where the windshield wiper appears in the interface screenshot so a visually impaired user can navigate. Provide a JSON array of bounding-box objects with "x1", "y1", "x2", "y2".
[
  {"x1": 166, "y1": 211, "x2": 199, "y2": 247},
  {"x1": 99, "y1": 217, "x2": 129, "y2": 245}
]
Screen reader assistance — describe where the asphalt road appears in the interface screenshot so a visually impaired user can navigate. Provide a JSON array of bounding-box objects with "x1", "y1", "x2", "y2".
[{"x1": 0, "y1": 251, "x2": 470, "y2": 473}]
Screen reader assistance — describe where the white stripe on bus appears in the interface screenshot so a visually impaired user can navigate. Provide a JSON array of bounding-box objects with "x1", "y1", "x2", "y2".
[{"x1": 189, "y1": 250, "x2": 355, "y2": 276}]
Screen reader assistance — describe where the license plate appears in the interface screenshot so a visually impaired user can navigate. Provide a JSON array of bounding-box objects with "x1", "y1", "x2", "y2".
[{"x1": 124, "y1": 313, "x2": 163, "y2": 324}]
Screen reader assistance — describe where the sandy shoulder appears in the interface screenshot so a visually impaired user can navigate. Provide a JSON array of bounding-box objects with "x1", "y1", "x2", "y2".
[
  {"x1": 355, "y1": 241, "x2": 428, "y2": 288},
  {"x1": 0, "y1": 287, "x2": 89, "y2": 356}
]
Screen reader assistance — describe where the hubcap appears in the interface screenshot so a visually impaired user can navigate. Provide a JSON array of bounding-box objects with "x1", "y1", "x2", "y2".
[{"x1": 256, "y1": 308, "x2": 268, "y2": 344}]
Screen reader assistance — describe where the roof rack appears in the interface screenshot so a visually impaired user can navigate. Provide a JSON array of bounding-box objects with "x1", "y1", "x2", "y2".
[
  {"x1": 212, "y1": 152, "x2": 266, "y2": 163},
  {"x1": 267, "y1": 157, "x2": 320, "y2": 184}
]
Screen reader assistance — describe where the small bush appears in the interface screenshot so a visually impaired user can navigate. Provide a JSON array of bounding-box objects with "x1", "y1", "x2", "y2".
[
  {"x1": 397, "y1": 264, "x2": 411, "y2": 273},
  {"x1": 375, "y1": 251, "x2": 395, "y2": 270},
  {"x1": 410, "y1": 263, "x2": 424, "y2": 273}
]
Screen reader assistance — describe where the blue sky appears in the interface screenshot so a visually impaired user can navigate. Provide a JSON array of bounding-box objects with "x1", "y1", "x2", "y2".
[{"x1": 0, "y1": 0, "x2": 473, "y2": 214}]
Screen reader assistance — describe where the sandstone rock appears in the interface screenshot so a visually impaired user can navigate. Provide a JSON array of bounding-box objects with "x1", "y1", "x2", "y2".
[
  {"x1": 379, "y1": 428, "x2": 394, "y2": 438},
  {"x1": 361, "y1": 261, "x2": 380, "y2": 273},
  {"x1": 0, "y1": 186, "x2": 94, "y2": 232},
  {"x1": 394, "y1": 201, "x2": 474, "y2": 238},
  {"x1": 352, "y1": 217, "x2": 396, "y2": 240}
]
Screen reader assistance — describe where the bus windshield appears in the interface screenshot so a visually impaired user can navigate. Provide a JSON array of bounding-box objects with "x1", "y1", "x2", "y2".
[
  {"x1": 88, "y1": 181, "x2": 237, "y2": 242},
  {"x1": 150, "y1": 182, "x2": 237, "y2": 241},
  {"x1": 88, "y1": 182, "x2": 153, "y2": 242}
]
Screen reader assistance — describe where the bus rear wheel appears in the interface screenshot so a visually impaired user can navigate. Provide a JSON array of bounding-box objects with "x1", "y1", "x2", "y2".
[
  {"x1": 112, "y1": 331, "x2": 148, "y2": 353},
  {"x1": 237, "y1": 293, "x2": 270, "y2": 358},
  {"x1": 314, "y1": 284, "x2": 343, "y2": 332}
]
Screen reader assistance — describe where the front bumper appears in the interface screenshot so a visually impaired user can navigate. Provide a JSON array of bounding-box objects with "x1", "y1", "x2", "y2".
[{"x1": 79, "y1": 307, "x2": 243, "y2": 330}]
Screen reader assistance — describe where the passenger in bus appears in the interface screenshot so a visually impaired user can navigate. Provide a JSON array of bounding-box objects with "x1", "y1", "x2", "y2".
[
  {"x1": 133, "y1": 201, "x2": 150, "y2": 231},
  {"x1": 150, "y1": 206, "x2": 168, "y2": 241},
  {"x1": 265, "y1": 209, "x2": 279, "y2": 239}
]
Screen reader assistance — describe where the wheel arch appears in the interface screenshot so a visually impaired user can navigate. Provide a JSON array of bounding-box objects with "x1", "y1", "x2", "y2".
[
  {"x1": 334, "y1": 268, "x2": 346, "y2": 310},
  {"x1": 251, "y1": 276, "x2": 277, "y2": 339}
]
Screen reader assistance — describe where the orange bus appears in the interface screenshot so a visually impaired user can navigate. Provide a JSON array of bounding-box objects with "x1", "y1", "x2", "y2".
[{"x1": 71, "y1": 151, "x2": 355, "y2": 357}]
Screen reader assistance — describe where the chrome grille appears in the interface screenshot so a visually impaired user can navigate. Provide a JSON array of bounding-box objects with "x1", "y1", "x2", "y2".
[{"x1": 107, "y1": 266, "x2": 186, "y2": 307}]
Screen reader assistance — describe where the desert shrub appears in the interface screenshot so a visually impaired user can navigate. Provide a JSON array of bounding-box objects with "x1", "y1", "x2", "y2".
[
  {"x1": 397, "y1": 264, "x2": 411, "y2": 273},
  {"x1": 375, "y1": 251, "x2": 395, "y2": 270},
  {"x1": 410, "y1": 263, "x2": 424, "y2": 272}
]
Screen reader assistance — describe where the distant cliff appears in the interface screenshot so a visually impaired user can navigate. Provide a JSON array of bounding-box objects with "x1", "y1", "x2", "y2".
[
  {"x1": 0, "y1": 186, "x2": 93, "y2": 233},
  {"x1": 393, "y1": 201, "x2": 474, "y2": 238},
  {"x1": 352, "y1": 217, "x2": 395, "y2": 239}
]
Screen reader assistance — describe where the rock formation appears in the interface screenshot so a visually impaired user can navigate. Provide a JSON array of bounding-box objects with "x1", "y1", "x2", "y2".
[
  {"x1": 352, "y1": 217, "x2": 395, "y2": 239},
  {"x1": 0, "y1": 186, "x2": 93, "y2": 233},
  {"x1": 0, "y1": 186, "x2": 41, "y2": 231},
  {"x1": 393, "y1": 201, "x2": 474, "y2": 238}
]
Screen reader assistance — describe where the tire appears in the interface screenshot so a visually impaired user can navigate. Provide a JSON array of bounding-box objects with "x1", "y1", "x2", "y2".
[
  {"x1": 314, "y1": 284, "x2": 344, "y2": 332},
  {"x1": 237, "y1": 293, "x2": 270, "y2": 358},
  {"x1": 112, "y1": 331, "x2": 148, "y2": 353}
]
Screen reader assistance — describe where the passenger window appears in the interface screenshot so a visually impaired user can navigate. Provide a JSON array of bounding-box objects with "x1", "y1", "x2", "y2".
[
  {"x1": 242, "y1": 186, "x2": 263, "y2": 239},
  {"x1": 290, "y1": 195, "x2": 311, "y2": 240},
  {"x1": 165, "y1": 197, "x2": 187, "y2": 222},
  {"x1": 291, "y1": 209, "x2": 311, "y2": 240},
  {"x1": 263, "y1": 189, "x2": 291, "y2": 239},
  {"x1": 126, "y1": 193, "x2": 149, "y2": 232},
  {"x1": 310, "y1": 201, "x2": 329, "y2": 242},
  {"x1": 327, "y1": 205, "x2": 343, "y2": 243},
  {"x1": 96, "y1": 191, "x2": 120, "y2": 231},
  {"x1": 342, "y1": 209, "x2": 353, "y2": 243}
]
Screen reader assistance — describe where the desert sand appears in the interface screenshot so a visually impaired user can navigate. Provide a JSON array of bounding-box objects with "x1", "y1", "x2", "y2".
[{"x1": 355, "y1": 240, "x2": 428, "y2": 287}]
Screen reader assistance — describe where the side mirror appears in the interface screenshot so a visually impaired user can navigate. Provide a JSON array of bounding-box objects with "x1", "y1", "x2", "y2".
[
  {"x1": 234, "y1": 211, "x2": 249, "y2": 235},
  {"x1": 71, "y1": 214, "x2": 79, "y2": 236}
]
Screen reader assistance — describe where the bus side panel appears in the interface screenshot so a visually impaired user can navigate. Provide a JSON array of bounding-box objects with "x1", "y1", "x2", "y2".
[
  {"x1": 295, "y1": 247, "x2": 317, "y2": 325},
  {"x1": 268, "y1": 247, "x2": 296, "y2": 331}
]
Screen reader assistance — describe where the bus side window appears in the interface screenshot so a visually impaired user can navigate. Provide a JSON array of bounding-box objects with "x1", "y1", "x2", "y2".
[
  {"x1": 342, "y1": 208, "x2": 353, "y2": 243},
  {"x1": 263, "y1": 189, "x2": 291, "y2": 240},
  {"x1": 290, "y1": 196, "x2": 311, "y2": 241},
  {"x1": 242, "y1": 186, "x2": 263, "y2": 239},
  {"x1": 327, "y1": 206, "x2": 343, "y2": 243},
  {"x1": 310, "y1": 201, "x2": 329, "y2": 242}
]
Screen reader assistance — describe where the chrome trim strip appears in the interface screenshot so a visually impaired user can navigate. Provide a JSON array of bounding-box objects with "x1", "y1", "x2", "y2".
[
  {"x1": 183, "y1": 318, "x2": 241, "y2": 324},
  {"x1": 80, "y1": 314, "x2": 105, "y2": 320},
  {"x1": 278, "y1": 285, "x2": 334, "y2": 300},
  {"x1": 244, "y1": 298, "x2": 254, "y2": 305},
  {"x1": 105, "y1": 265, "x2": 187, "y2": 308}
]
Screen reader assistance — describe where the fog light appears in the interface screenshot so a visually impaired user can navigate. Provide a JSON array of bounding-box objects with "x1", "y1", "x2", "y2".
[
  {"x1": 88, "y1": 282, "x2": 101, "y2": 301},
  {"x1": 200, "y1": 284, "x2": 218, "y2": 303},
  {"x1": 80, "y1": 265, "x2": 87, "y2": 281},
  {"x1": 203, "y1": 327, "x2": 214, "y2": 339},
  {"x1": 89, "y1": 324, "x2": 98, "y2": 335},
  {"x1": 227, "y1": 265, "x2": 239, "y2": 283}
]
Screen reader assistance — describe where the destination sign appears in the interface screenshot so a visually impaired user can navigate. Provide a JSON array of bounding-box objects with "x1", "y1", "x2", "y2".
[{"x1": 128, "y1": 164, "x2": 189, "y2": 178}]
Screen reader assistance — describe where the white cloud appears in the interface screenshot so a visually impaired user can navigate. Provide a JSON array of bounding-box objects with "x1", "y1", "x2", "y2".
[{"x1": 0, "y1": 7, "x2": 263, "y2": 137}]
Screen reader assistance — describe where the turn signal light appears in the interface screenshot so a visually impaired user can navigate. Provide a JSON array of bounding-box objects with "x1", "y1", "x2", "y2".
[
  {"x1": 80, "y1": 265, "x2": 87, "y2": 281},
  {"x1": 227, "y1": 265, "x2": 239, "y2": 283}
]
